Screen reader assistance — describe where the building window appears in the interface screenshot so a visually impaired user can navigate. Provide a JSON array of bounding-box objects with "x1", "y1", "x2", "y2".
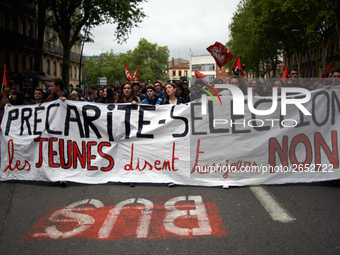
[
  {"x1": 28, "y1": 23, "x2": 33, "y2": 38},
  {"x1": 70, "y1": 66, "x2": 72, "y2": 78},
  {"x1": 173, "y1": 71, "x2": 176, "y2": 76},
  {"x1": 29, "y1": 57, "x2": 33, "y2": 70},
  {"x1": 74, "y1": 66, "x2": 77, "y2": 78},
  {"x1": 45, "y1": 30, "x2": 50, "y2": 43},
  {"x1": 192, "y1": 64, "x2": 215, "y2": 71},
  {"x1": 14, "y1": 54, "x2": 18, "y2": 72},
  {"x1": 54, "y1": 61, "x2": 57, "y2": 76},
  {"x1": 21, "y1": 20, "x2": 27, "y2": 35},
  {"x1": 22, "y1": 55, "x2": 26, "y2": 69},
  {"x1": 11, "y1": 17, "x2": 18, "y2": 32},
  {"x1": 178, "y1": 71, "x2": 182, "y2": 76},
  {"x1": 206, "y1": 75, "x2": 215, "y2": 82},
  {"x1": 185, "y1": 71, "x2": 187, "y2": 76},
  {"x1": 5, "y1": 52, "x2": 10, "y2": 70},
  {"x1": 47, "y1": 59, "x2": 50, "y2": 75}
]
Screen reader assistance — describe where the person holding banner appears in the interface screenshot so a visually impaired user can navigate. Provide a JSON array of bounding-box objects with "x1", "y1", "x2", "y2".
[
  {"x1": 45, "y1": 78, "x2": 67, "y2": 187},
  {"x1": 283, "y1": 68, "x2": 303, "y2": 88},
  {"x1": 46, "y1": 78, "x2": 67, "y2": 102},
  {"x1": 229, "y1": 76, "x2": 247, "y2": 95},
  {"x1": 0, "y1": 92, "x2": 8, "y2": 165},
  {"x1": 331, "y1": 69, "x2": 340, "y2": 86},
  {"x1": 160, "y1": 83, "x2": 186, "y2": 105},
  {"x1": 116, "y1": 82, "x2": 139, "y2": 105},
  {"x1": 141, "y1": 86, "x2": 162, "y2": 105},
  {"x1": 249, "y1": 79, "x2": 262, "y2": 96},
  {"x1": 270, "y1": 79, "x2": 283, "y2": 96}
]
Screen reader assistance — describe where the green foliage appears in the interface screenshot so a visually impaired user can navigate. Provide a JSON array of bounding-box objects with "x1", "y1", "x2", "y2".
[
  {"x1": 82, "y1": 38, "x2": 170, "y2": 85},
  {"x1": 42, "y1": 0, "x2": 146, "y2": 86},
  {"x1": 227, "y1": 0, "x2": 336, "y2": 77}
]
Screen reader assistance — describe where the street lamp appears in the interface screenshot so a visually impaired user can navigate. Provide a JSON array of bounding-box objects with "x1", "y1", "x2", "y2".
[
  {"x1": 79, "y1": 39, "x2": 85, "y2": 86},
  {"x1": 98, "y1": 49, "x2": 103, "y2": 87}
]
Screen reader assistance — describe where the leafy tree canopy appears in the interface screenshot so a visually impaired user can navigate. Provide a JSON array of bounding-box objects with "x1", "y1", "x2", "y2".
[{"x1": 82, "y1": 38, "x2": 170, "y2": 86}]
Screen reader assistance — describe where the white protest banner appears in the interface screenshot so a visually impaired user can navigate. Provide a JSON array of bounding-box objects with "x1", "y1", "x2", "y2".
[
  {"x1": 0, "y1": 101, "x2": 190, "y2": 184},
  {"x1": 1, "y1": 85, "x2": 340, "y2": 186}
]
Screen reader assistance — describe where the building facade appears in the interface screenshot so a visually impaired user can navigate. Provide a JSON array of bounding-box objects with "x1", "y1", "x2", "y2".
[
  {"x1": 189, "y1": 52, "x2": 232, "y2": 86},
  {"x1": 168, "y1": 58, "x2": 189, "y2": 83},
  {"x1": 283, "y1": 42, "x2": 339, "y2": 78},
  {"x1": 0, "y1": 0, "x2": 84, "y2": 92}
]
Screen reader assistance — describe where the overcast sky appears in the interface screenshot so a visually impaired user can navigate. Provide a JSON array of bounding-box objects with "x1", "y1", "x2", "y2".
[{"x1": 83, "y1": 0, "x2": 241, "y2": 60}]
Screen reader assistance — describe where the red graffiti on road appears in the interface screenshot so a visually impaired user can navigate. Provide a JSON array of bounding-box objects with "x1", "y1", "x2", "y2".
[{"x1": 20, "y1": 195, "x2": 227, "y2": 242}]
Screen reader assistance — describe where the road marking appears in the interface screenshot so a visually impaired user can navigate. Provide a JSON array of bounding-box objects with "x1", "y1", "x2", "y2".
[
  {"x1": 250, "y1": 186, "x2": 296, "y2": 223},
  {"x1": 20, "y1": 195, "x2": 227, "y2": 242}
]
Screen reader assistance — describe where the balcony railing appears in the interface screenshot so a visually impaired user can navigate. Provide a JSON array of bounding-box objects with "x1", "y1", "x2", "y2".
[
  {"x1": 43, "y1": 43, "x2": 85, "y2": 63},
  {"x1": 0, "y1": 27, "x2": 36, "y2": 50}
]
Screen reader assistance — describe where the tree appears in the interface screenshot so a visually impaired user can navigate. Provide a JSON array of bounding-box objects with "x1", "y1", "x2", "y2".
[
  {"x1": 46, "y1": 0, "x2": 146, "y2": 86},
  {"x1": 82, "y1": 38, "x2": 169, "y2": 86},
  {"x1": 128, "y1": 38, "x2": 170, "y2": 82},
  {"x1": 227, "y1": 0, "x2": 337, "y2": 78}
]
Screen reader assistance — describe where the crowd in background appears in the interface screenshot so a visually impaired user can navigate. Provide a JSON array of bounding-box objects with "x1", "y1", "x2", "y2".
[{"x1": 0, "y1": 68, "x2": 339, "y2": 110}]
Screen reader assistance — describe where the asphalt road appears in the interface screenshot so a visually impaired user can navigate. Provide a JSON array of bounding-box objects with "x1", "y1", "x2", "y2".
[{"x1": 0, "y1": 180, "x2": 339, "y2": 255}]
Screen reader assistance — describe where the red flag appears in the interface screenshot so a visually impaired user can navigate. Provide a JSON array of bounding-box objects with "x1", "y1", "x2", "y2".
[
  {"x1": 132, "y1": 67, "x2": 138, "y2": 81},
  {"x1": 281, "y1": 67, "x2": 288, "y2": 83},
  {"x1": 2, "y1": 64, "x2": 10, "y2": 88},
  {"x1": 231, "y1": 56, "x2": 242, "y2": 75},
  {"x1": 321, "y1": 61, "x2": 334, "y2": 78},
  {"x1": 194, "y1": 70, "x2": 206, "y2": 79},
  {"x1": 207, "y1": 42, "x2": 234, "y2": 69},
  {"x1": 125, "y1": 63, "x2": 134, "y2": 81}
]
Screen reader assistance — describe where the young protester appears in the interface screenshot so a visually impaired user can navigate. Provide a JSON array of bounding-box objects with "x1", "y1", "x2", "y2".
[
  {"x1": 115, "y1": 82, "x2": 139, "y2": 188},
  {"x1": 103, "y1": 85, "x2": 115, "y2": 103},
  {"x1": 249, "y1": 79, "x2": 261, "y2": 96},
  {"x1": 154, "y1": 80, "x2": 165, "y2": 100},
  {"x1": 160, "y1": 82, "x2": 186, "y2": 187},
  {"x1": 46, "y1": 78, "x2": 67, "y2": 102},
  {"x1": 141, "y1": 86, "x2": 162, "y2": 105},
  {"x1": 23, "y1": 90, "x2": 34, "y2": 104},
  {"x1": 270, "y1": 79, "x2": 283, "y2": 96},
  {"x1": 96, "y1": 89, "x2": 104, "y2": 103},
  {"x1": 132, "y1": 81, "x2": 146, "y2": 101},
  {"x1": 45, "y1": 78, "x2": 67, "y2": 187},
  {"x1": 2, "y1": 86, "x2": 10, "y2": 98},
  {"x1": 161, "y1": 82, "x2": 186, "y2": 105},
  {"x1": 9, "y1": 90, "x2": 24, "y2": 105},
  {"x1": 33, "y1": 87, "x2": 45, "y2": 104},
  {"x1": 190, "y1": 78, "x2": 205, "y2": 101},
  {"x1": 175, "y1": 82, "x2": 190, "y2": 103},
  {"x1": 116, "y1": 82, "x2": 139, "y2": 105}
]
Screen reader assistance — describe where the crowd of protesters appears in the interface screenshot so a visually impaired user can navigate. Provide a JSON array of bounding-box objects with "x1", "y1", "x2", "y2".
[
  {"x1": 1, "y1": 68, "x2": 340, "y2": 187},
  {"x1": 3, "y1": 68, "x2": 339, "y2": 109}
]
